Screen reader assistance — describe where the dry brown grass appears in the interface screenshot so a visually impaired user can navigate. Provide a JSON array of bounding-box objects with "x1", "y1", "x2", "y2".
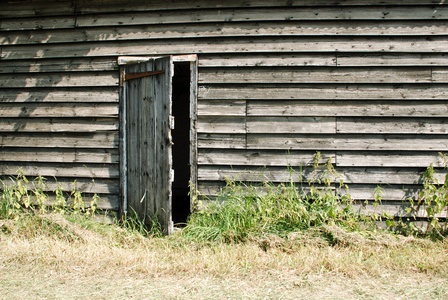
[{"x1": 1, "y1": 214, "x2": 447, "y2": 299}]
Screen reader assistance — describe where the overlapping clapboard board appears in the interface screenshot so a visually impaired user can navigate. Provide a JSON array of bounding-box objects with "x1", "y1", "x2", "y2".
[{"x1": 1, "y1": 0, "x2": 448, "y2": 215}]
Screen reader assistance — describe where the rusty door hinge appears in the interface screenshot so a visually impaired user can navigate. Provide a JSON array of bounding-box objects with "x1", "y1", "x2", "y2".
[{"x1": 124, "y1": 70, "x2": 165, "y2": 81}]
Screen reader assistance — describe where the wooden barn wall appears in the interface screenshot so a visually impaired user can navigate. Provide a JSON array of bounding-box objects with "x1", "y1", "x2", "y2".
[{"x1": 1, "y1": 0, "x2": 448, "y2": 216}]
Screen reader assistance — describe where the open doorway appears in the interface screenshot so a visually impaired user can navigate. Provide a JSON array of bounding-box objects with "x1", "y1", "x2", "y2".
[
  {"x1": 119, "y1": 55, "x2": 197, "y2": 234},
  {"x1": 171, "y1": 62, "x2": 191, "y2": 225}
]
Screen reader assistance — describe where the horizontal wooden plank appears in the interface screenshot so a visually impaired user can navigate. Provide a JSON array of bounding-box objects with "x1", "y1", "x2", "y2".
[
  {"x1": 4, "y1": 20, "x2": 448, "y2": 46},
  {"x1": 0, "y1": 72, "x2": 118, "y2": 88},
  {"x1": 351, "y1": 202, "x2": 447, "y2": 218},
  {"x1": 0, "y1": 118, "x2": 118, "y2": 132},
  {"x1": 0, "y1": 132, "x2": 118, "y2": 148},
  {"x1": 247, "y1": 100, "x2": 448, "y2": 117},
  {"x1": 198, "y1": 133, "x2": 246, "y2": 149},
  {"x1": 432, "y1": 69, "x2": 448, "y2": 82},
  {"x1": 75, "y1": 6, "x2": 448, "y2": 28},
  {"x1": 247, "y1": 134, "x2": 448, "y2": 151},
  {"x1": 199, "y1": 54, "x2": 337, "y2": 67},
  {"x1": 0, "y1": 88, "x2": 119, "y2": 103},
  {"x1": 199, "y1": 68, "x2": 434, "y2": 84},
  {"x1": 198, "y1": 166, "x2": 446, "y2": 184},
  {"x1": 0, "y1": 58, "x2": 117, "y2": 73},
  {"x1": 196, "y1": 181, "x2": 419, "y2": 201},
  {"x1": 28, "y1": 194, "x2": 120, "y2": 211},
  {"x1": 75, "y1": 0, "x2": 448, "y2": 14},
  {"x1": 199, "y1": 85, "x2": 448, "y2": 100},
  {"x1": 198, "y1": 149, "x2": 335, "y2": 166},
  {"x1": 198, "y1": 100, "x2": 246, "y2": 116},
  {"x1": 0, "y1": 16, "x2": 76, "y2": 31},
  {"x1": 0, "y1": 163, "x2": 119, "y2": 178},
  {"x1": 0, "y1": 148, "x2": 118, "y2": 164},
  {"x1": 336, "y1": 152, "x2": 446, "y2": 167},
  {"x1": 197, "y1": 117, "x2": 245, "y2": 134},
  {"x1": 0, "y1": 103, "x2": 118, "y2": 117},
  {"x1": 1, "y1": 177, "x2": 119, "y2": 194},
  {"x1": 247, "y1": 117, "x2": 336, "y2": 134},
  {"x1": 0, "y1": 1, "x2": 74, "y2": 18},
  {"x1": 3, "y1": 37, "x2": 448, "y2": 60},
  {"x1": 337, "y1": 53, "x2": 448, "y2": 66},
  {"x1": 337, "y1": 117, "x2": 448, "y2": 134}
]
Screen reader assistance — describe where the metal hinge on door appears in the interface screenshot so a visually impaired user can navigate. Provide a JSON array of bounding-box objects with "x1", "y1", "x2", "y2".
[{"x1": 124, "y1": 70, "x2": 165, "y2": 81}]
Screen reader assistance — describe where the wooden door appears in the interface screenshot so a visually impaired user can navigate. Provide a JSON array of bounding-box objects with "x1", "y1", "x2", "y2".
[{"x1": 122, "y1": 56, "x2": 174, "y2": 234}]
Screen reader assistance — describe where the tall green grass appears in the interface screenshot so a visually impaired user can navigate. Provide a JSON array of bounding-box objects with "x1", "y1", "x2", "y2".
[{"x1": 183, "y1": 157, "x2": 360, "y2": 243}]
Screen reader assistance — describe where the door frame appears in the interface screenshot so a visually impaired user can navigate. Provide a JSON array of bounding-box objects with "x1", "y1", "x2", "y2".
[{"x1": 118, "y1": 55, "x2": 198, "y2": 231}]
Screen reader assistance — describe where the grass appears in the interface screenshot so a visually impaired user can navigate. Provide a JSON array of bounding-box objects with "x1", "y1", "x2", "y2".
[{"x1": 1, "y1": 156, "x2": 448, "y2": 298}]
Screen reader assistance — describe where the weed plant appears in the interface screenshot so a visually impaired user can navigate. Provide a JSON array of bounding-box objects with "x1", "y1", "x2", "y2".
[{"x1": 183, "y1": 155, "x2": 361, "y2": 243}]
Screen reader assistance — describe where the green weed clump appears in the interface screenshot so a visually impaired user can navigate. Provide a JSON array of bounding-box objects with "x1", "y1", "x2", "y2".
[
  {"x1": 0, "y1": 171, "x2": 98, "y2": 220},
  {"x1": 183, "y1": 155, "x2": 360, "y2": 243}
]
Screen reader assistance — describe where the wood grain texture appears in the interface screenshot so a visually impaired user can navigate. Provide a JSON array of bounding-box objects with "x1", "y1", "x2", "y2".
[
  {"x1": 0, "y1": 88, "x2": 119, "y2": 103},
  {"x1": 0, "y1": 148, "x2": 118, "y2": 164},
  {"x1": 0, "y1": 72, "x2": 118, "y2": 87},
  {"x1": 0, "y1": 133, "x2": 118, "y2": 148},
  {"x1": 3, "y1": 37, "x2": 448, "y2": 60},
  {"x1": 247, "y1": 101, "x2": 448, "y2": 117},
  {"x1": 4, "y1": 21, "x2": 447, "y2": 46},
  {"x1": 0, "y1": 118, "x2": 118, "y2": 132},
  {"x1": 199, "y1": 85, "x2": 448, "y2": 100},
  {"x1": 0, "y1": 103, "x2": 118, "y2": 118},
  {"x1": 0, "y1": 163, "x2": 119, "y2": 178}
]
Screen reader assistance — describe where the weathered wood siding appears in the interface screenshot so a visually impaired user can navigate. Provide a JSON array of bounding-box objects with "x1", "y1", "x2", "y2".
[{"x1": 1, "y1": 0, "x2": 447, "y2": 215}]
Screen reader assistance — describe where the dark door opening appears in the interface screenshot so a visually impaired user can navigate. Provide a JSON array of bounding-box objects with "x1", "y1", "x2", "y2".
[{"x1": 172, "y1": 62, "x2": 191, "y2": 225}]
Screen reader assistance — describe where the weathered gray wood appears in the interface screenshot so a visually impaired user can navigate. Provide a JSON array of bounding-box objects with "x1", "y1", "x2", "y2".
[
  {"x1": 336, "y1": 152, "x2": 446, "y2": 167},
  {"x1": 0, "y1": 16, "x2": 76, "y2": 31},
  {"x1": 247, "y1": 117, "x2": 336, "y2": 134},
  {"x1": 0, "y1": 72, "x2": 118, "y2": 87},
  {"x1": 0, "y1": 133, "x2": 118, "y2": 148},
  {"x1": 198, "y1": 134, "x2": 246, "y2": 149},
  {"x1": 199, "y1": 68, "x2": 434, "y2": 84},
  {"x1": 197, "y1": 100, "x2": 246, "y2": 116},
  {"x1": 337, "y1": 53, "x2": 448, "y2": 66},
  {"x1": 0, "y1": 58, "x2": 118, "y2": 73},
  {"x1": 4, "y1": 20, "x2": 447, "y2": 46},
  {"x1": 75, "y1": 7, "x2": 448, "y2": 28},
  {"x1": 0, "y1": 163, "x2": 119, "y2": 178},
  {"x1": 0, "y1": 118, "x2": 118, "y2": 132},
  {"x1": 0, "y1": 148, "x2": 118, "y2": 164},
  {"x1": 198, "y1": 166, "x2": 446, "y2": 184},
  {"x1": 247, "y1": 101, "x2": 448, "y2": 117},
  {"x1": 4, "y1": 37, "x2": 448, "y2": 60},
  {"x1": 75, "y1": 0, "x2": 447, "y2": 15},
  {"x1": 432, "y1": 69, "x2": 448, "y2": 82},
  {"x1": 0, "y1": 103, "x2": 118, "y2": 118},
  {"x1": 0, "y1": 1, "x2": 74, "y2": 18},
  {"x1": 197, "y1": 117, "x2": 245, "y2": 134},
  {"x1": 198, "y1": 149, "x2": 335, "y2": 166},
  {"x1": 351, "y1": 202, "x2": 447, "y2": 218},
  {"x1": 199, "y1": 85, "x2": 448, "y2": 100},
  {"x1": 337, "y1": 117, "x2": 448, "y2": 134},
  {"x1": 246, "y1": 134, "x2": 448, "y2": 151},
  {"x1": 0, "y1": 88, "x2": 119, "y2": 103},
  {"x1": 1, "y1": 177, "x2": 119, "y2": 194},
  {"x1": 125, "y1": 57, "x2": 173, "y2": 234},
  {"x1": 37, "y1": 194, "x2": 120, "y2": 211},
  {"x1": 199, "y1": 54, "x2": 337, "y2": 67}
]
